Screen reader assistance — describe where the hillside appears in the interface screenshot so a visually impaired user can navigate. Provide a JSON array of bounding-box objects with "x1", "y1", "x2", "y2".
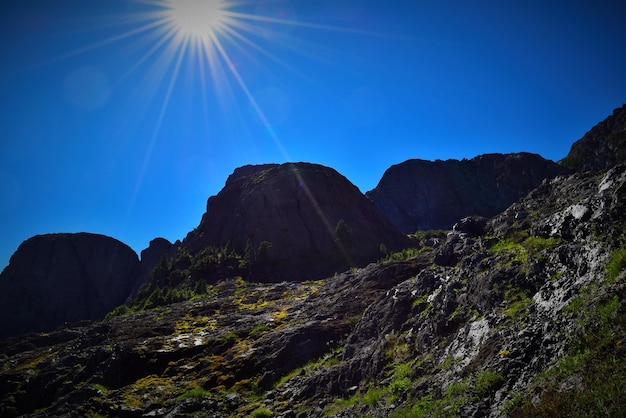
[
  {"x1": 1, "y1": 153, "x2": 626, "y2": 416},
  {"x1": 1, "y1": 105, "x2": 626, "y2": 417}
]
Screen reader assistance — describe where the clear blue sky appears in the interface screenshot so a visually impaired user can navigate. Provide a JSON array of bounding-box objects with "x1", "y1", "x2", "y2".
[{"x1": 1, "y1": 0, "x2": 625, "y2": 269}]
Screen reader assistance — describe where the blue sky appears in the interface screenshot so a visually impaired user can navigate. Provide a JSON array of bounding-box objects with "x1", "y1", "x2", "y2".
[{"x1": 1, "y1": 0, "x2": 625, "y2": 269}]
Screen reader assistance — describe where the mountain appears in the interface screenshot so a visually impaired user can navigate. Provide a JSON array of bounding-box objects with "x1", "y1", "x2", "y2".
[
  {"x1": 1, "y1": 161, "x2": 624, "y2": 417},
  {"x1": 366, "y1": 152, "x2": 568, "y2": 233},
  {"x1": 561, "y1": 103, "x2": 626, "y2": 171},
  {"x1": 183, "y1": 162, "x2": 410, "y2": 281},
  {"x1": 1, "y1": 107, "x2": 626, "y2": 417},
  {"x1": 0, "y1": 233, "x2": 141, "y2": 339}
]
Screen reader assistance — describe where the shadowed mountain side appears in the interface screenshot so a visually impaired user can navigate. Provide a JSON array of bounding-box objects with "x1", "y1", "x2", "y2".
[
  {"x1": 0, "y1": 233, "x2": 141, "y2": 338},
  {"x1": 183, "y1": 162, "x2": 410, "y2": 281},
  {"x1": 561, "y1": 103, "x2": 626, "y2": 172},
  {"x1": 366, "y1": 152, "x2": 568, "y2": 233}
]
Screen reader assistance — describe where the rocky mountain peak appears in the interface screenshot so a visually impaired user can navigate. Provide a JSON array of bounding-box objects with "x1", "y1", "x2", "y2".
[
  {"x1": 183, "y1": 162, "x2": 409, "y2": 281},
  {"x1": 0, "y1": 233, "x2": 141, "y2": 339},
  {"x1": 366, "y1": 152, "x2": 568, "y2": 233},
  {"x1": 561, "y1": 103, "x2": 626, "y2": 172}
]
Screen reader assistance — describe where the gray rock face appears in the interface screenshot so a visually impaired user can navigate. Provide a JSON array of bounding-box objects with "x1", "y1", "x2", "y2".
[
  {"x1": 0, "y1": 233, "x2": 141, "y2": 338},
  {"x1": 366, "y1": 152, "x2": 568, "y2": 233},
  {"x1": 561, "y1": 103, "x2": 626, "y2": 172},
  {"x1": 183, "y1": 162, "x2": 410, "y2": 281}
]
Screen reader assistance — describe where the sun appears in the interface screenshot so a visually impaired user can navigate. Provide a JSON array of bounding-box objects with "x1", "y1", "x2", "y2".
[{"x1": 165, "y1": 0, "x2": 228, "y2": 39}]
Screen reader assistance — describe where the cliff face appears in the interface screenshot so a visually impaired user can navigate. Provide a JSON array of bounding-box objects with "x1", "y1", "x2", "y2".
[
  {"x1": 0, "y1": 233, "x2": 141, "y2": 338},
  {"x1": 561, "y1": 103, "x2": 626, "y2": 171},
  {"x1": 183, "y1": 162, "x2": 409, "y2": 281},
  {"x1": 366, "y1": 152, "x2": 568, "y2": 233}
]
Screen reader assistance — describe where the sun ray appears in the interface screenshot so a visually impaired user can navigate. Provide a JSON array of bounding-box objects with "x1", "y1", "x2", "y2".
[
  {"x1": 219, "y1": 23, "x2": 313, "y2": 83},
  {"x1": 43, "y1": 0, "x2": 398, "y2": 224},
  {"x1": 125, "y1": 32, "x2": 190, "y2": 223},
  {"x1": 223, "y1": 10, "x2": 403, "y2": 38},
  {"x1": 208, "y1": 30, "x2": 291, "y2": 160}
]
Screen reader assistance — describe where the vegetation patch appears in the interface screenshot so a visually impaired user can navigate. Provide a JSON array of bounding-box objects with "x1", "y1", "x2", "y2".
[
  {"x1": 607, "y1": 246, "x2": 626, "y2": 283},
  {"x1": 275, "y1": 346, "x2": 343, "y2": 387},
  {"x1": 503, "y1": 286, "x2": 533, "y2": 318},
  {"x1": 176, "y1": 386, "x2": 210, "y2": 401},
  {"x1": 509, "y1": 283, "x2": 626, "y2": 417},
  {"x1": 490, "y1": 234, "x2": 561, "y2": 268},
  {"x1": 250, "y1": 406, "x2": 273, "y2": 418},
  {"x1": 474, "y1": 370, "x2": 504, "y2": 396}
]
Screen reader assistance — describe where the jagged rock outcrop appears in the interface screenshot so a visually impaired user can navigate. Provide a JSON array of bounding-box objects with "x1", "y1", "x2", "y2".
[
  {"x1": 183, "y1": 162, "x2": 410, "y2": 281},
  {"x1": 561, "y1": 103, "x2": 626, "y2": 172},
  {"x1": 0, "y1": 233, "x2": 141, "y2": 338},
  {"x1": 366, "y1": 152, "x2": 568, "y2": 233},
  {"x1": 140, "y1": 238, "x2": 177, "y2": 276}
]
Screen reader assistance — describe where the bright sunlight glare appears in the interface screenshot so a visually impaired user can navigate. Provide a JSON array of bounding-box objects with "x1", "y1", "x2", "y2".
[{"x1": 166, "y1": 0, "x2": 227, "y2": 38}]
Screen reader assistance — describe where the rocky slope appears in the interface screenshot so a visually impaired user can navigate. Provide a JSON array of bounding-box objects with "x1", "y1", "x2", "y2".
[
  {"x1": 1, "y1": 160, "x2": 625, "y2": 416},
  {"x1": 183, "y1": 162, "x2": 410, "y2": 281},
  {"x1": 2, "y1": 107, "x2": 626, "y2": 417},
  {"x1": 561, "y1": 103, "x2": 626, "y2": 171},
  {"x1": 366, "y1": 152, "x2": 568, "y2": 233},
  {"x1": 0, "y1": 233, "x2": 141, "y2": 339}
]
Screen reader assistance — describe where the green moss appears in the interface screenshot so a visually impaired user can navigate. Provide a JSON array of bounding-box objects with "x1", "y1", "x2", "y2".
[{"x1": 92, "y1": 383, "x2": 108, "y2": 393}]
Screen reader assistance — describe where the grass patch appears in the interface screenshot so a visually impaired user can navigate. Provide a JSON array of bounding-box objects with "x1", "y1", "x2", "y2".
[
  {"x1": 474, "y1": 370, "x2": 504, "y2": 396},
  {"x1": 607, "y1": 247, "x2": 626, "y2": 283},
  {"x1": 380, "y1": 246, "x2": 434, "y2": 263},
  {"x1": 177, "y1": 386, "x2": 210, "y2": 401},
  {"x1": 490, "y1": 235, "x2": 561, "y2": 267},
  {"x1": 503, "y1": 286, "x2": 532, "y2": 318},
  {"x1": 250, "y1": 407, "x2": 273, "y2": 418},
  {"x1": 249, "y1": 324, "x2": 270, "y2": 336}
]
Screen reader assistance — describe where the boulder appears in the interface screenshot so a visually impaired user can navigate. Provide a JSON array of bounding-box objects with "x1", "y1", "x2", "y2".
[
  {"x1": 0, "y1": 233, "x2": 141, "y2": 338},
  {"x1": 366, "y1": 152, "x2": 568, "y2": 233},
  {"x1": 183, "y1": 162, "x2": 410, "y2": 281}
]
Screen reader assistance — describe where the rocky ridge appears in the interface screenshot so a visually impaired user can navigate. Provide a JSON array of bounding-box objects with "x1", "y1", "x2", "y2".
[
  {"x1": 561, "y1": 103, "x2": 626, "y2": 171},
  {"x1": 366, "y1": 152, "x2": 568, "y2": 233}
]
